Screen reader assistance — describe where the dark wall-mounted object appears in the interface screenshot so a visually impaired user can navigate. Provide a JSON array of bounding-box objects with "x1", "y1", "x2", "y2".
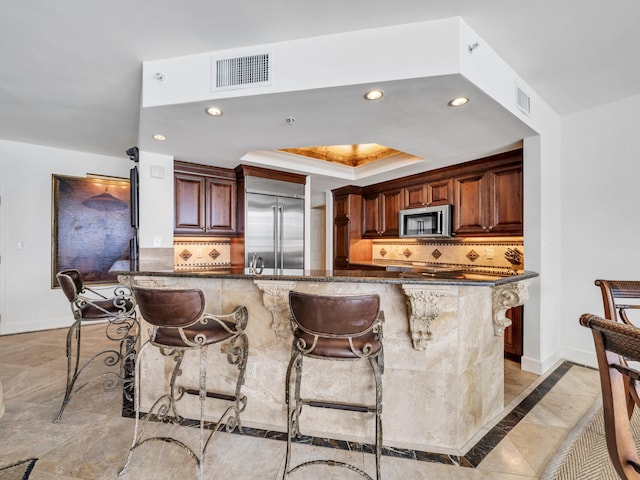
[
  {"x1": 126, "y1": 146, "x2": 139, "y2": 163},
  {"x1": 130, "y1": 166, "x2": 139, "y2": 229}
]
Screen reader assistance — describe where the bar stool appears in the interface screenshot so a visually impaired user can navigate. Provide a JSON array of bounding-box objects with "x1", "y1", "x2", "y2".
[
  {"x1": 119, "y1": 286, "x2": 249, "y2": 480},
  {"x1": 54, "y1": 269, "x2": 138, "y2": 423},
  {"x1": 283, "y1": 291, "x2": 384, "y2": 480}
]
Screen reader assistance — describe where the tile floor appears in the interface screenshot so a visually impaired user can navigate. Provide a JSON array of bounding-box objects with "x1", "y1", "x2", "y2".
[{"x1": 0, "y1": 325, "x2": 601, "y2": 479}]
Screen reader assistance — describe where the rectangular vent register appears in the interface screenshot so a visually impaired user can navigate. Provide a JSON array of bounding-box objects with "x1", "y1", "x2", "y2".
[{"x1": 212, "y1": 53, "x2": 271, "y2": 90}]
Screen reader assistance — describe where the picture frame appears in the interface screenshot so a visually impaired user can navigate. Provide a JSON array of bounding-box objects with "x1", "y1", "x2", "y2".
[{"x1": 51, "y1": 174, "x2": 134, "y2": 287}]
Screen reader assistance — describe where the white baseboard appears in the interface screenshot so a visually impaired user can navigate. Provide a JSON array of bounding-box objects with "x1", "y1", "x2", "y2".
[
  {"x1": 0, "y1": 316, "x2": 69, "y2": 335},
  {"x1": 559, "y1": 346, "x2": 598, "y2": 369}
]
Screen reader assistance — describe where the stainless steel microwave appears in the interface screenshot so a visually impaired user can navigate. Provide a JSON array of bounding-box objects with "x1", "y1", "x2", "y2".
[{"x1": 399, "y1": 205, "x2": 453, "y2": 238}]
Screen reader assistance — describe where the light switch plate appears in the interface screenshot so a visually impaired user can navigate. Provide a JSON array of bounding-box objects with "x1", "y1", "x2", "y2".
[{"x1": 150, "y1": 165, "x2": 165, "y2": 178}]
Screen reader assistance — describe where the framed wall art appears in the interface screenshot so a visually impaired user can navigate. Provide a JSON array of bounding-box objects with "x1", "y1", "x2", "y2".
[{"x1": 52, "y1": 174, "x2": 134, "y2": 287}]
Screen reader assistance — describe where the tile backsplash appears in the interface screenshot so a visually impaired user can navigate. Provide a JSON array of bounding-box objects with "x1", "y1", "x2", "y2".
[
  {"x1": 173, "y1": 238, "x2": 231, "y2": 271},
  {"x1": 372, "y1": 237, "x2": 524, "y2": 274}
]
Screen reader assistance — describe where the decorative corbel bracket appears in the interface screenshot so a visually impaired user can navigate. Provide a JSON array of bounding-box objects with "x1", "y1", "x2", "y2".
[
  {"x1": 254, "y1": 280, "x2": 296, "y2": 339},
  {"x1": 491, "y1": 281, "x2": 530, "y2": 336},
  {"x1": 401, "y1": 285, "x2": 455, "y2": 350}
]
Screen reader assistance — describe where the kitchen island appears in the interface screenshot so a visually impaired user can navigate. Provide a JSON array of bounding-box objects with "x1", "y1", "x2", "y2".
[{"x1": 113, "y1": 264, "x2": 536, "y2": 454}]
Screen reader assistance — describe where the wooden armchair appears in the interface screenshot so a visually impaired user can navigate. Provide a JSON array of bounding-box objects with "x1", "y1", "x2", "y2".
[
  {"x1": 580, "y1": 313, "x2": 640, "y2": 479},
  {"x1": 596, "y1": 279, "x2": 640, "y2": 325}
]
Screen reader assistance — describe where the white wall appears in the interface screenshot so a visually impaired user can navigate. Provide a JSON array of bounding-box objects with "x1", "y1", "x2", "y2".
[
  {"x1": 560, "y1": 93, "x2": 640, "y2": 366},
  {"x1": 0, "y1": 139, "x2": 132, "y2": 334},
  {"x1": 458, "y1": 19, "x2": 563, "y2": 374},
  {"x1": 137, "y1": 151, "x2": 174, "y2": 249}
]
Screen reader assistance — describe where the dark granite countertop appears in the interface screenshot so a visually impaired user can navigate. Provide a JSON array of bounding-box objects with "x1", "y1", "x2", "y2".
[{"x1": 111, "y1": 261, "x2": 538, "y2": 286}]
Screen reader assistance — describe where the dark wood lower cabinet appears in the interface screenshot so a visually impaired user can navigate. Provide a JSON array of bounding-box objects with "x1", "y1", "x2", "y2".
[{"x1": 504, "y1": 305, "x2": 523, "y2": 361}]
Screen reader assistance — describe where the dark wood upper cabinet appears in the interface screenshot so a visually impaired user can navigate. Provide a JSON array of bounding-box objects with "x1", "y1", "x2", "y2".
[
  {"x1": 453, "y1": 152, "x2": 523, "y2": 236},
  {"x1": 362, "y1": 187, "x2": 403, "y2": 237},
  {"x1": 404, "y1": 179, "x2": 453, "y2": 209},
  {"x1": 487, "y1": 163, "x2": 523, "y2": 234},
  {"x1": 174, "y1": 161, "x2": 237, "y2": 236},
  {"x1": 340, "y1": 149, "x2": 523, "y2": 241},
  {"x1": 205, "y1": 176, "x2": 236, "y2": 234},
  {"x1": 332, "y1": 187, "x2": 370, "y2": 269},
  {"x1": 362, "y1": 192, "x2": 381, "y2": 237},
  {"x1": 453, "y1": 171, "x2": 488, "y2": 235},
  {"x1": 175, "y1": 172, "x2": 207, "y2": 233},
  {"x1": 380, "y1": 188, "x2": 403, "y2": 236}
]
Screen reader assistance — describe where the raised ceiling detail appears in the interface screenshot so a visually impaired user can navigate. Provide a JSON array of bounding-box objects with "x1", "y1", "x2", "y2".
[{"x1": 280, "y1": 143, "x2": 403, "y2": 167}]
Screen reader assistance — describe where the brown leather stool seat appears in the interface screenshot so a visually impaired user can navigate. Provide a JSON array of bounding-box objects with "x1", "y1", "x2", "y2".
[
  {"x1": 283, "y1": 291, "x2": 384, "y2": 480},
  {"x1": 54, "y1": 269, "x2": 138, "y2": 423},
  {"x1": 119, "y1": 287, "x2": 248, "y2": 480}
]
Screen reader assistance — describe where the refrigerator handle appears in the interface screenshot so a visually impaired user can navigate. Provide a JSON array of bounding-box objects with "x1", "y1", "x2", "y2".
[
  {"x1": 278, "y1": 205, "x2": 284, "y2": 270},
  {"x1": 272, "y1": 205, "x2": 278, "y2": 269}
]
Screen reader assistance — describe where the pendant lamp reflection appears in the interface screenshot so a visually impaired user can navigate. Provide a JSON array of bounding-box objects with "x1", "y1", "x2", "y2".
[{"x1": 82, "y1": 188, "x2": 127, "y2": 211}]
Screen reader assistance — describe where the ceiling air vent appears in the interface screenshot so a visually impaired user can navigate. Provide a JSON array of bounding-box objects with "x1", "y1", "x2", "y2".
[
  {"x1": 515, "y1": 86, "x2": 531, "y2": 116},
  {"x1": 212, "y1": 53, "x2": 271, "y2": 91}
]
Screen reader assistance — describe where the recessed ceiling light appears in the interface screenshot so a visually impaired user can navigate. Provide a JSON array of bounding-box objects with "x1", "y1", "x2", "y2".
[
  {"x1": 448, "y1": 97, "x2": 469, "y2": 107},
  {"x1": 152, "y1": 134, "x2": 166, "y2": 141},
  {"x1": 205, "y1": 106, "x2": 223, "y2": 116},
  {"x1": 364, "y1": 89, "x2": 384, "y2": 101}
]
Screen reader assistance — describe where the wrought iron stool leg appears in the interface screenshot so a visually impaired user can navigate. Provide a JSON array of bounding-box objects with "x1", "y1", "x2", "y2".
[
  {"x1": 54, "y1": 318, "x2": 82, "y2": 423},
  {"x1": 197, "y1": 345, "x2": 208, "y2": 480},
  {"x1": 283, "y1": 350, "x2": 303, "y2": 479},
  {"x1": 119, "y1": 340, "x2": 150, "y2": 477},
  {"x1": 370, "y1": 355, "x2": 383, "y2": 480}
]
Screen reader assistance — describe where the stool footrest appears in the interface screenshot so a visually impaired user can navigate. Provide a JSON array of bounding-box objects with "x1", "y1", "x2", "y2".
[
  {"x1": 182, "y1": 388, "x2": 237, "y2": 402},
  {"x1": 302, "y1": 398, "x2": 375, "y2": 413}
]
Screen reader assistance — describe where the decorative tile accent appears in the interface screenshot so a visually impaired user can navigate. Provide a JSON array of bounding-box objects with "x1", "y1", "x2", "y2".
[
  {"x1": 431, "y1": 249, "x2": 442, "y2": 259},
  {"x1": 505, "y1": 247, "x2": 523, "y2": 265},
  {"x1": 466, "y1": 249, "x2": 479, "y2": 262},
  {"x1": 174, "y1": 239, "x2": 231, "y2": 270},
  {"x1": 379, "y1": 248, "x2": 387, "y2": 257},
  {"x1": 403, "y1": 248, "x2": 413, "y2": 258}
]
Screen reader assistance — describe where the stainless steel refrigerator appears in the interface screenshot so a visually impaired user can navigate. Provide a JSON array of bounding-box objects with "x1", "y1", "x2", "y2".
[{"x1": 244, "y1": 176, "x2": 304, "y2": 272}]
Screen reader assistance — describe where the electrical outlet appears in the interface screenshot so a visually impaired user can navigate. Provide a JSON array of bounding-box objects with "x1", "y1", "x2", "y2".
[
  {"x1": 245, "y1": 361, "x2": 256, "y2": 379},
  {"x1": 486, "y1": 248, "x2": 494, "y2": 259}
]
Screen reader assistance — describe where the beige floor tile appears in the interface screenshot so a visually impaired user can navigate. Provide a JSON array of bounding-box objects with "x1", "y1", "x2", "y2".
[
  {"x1": 489, "y1": 422, "x2": 569, "y2": 476},
  {"x1": 0, "y1": 326, "x2": 601, "y2": 480},
  {"x1": 476, "y1": 436, "x2": 537, "y2": 477}
]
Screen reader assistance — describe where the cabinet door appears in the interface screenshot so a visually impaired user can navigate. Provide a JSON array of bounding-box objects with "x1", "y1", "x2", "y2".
[
  {"x1": 428, "y1": 178, "x2": 453, "y2": 205},
  {"x1": 334, "y1": 216, "x2": 351, "y2": 269},
  {"x1": 504, "y1": 306, "x2": 523, "y2": 359},
  {"x1": 405, "y1": 179, "x2": 453, "y2": 209},
  {"x1": 205, "y1": 177, "x2": 236, "y2": 234},
  {"x1": 487, "y1": 164, "x2": 523, "y2": 234},
  {"x1": 333, "y1": 194, "x2": 350, "y2": 218},
  {"x1": 404, "y1": 184, "x2": 427, "y2": 209},
  {"x1": 380, "y1": 188, "x2": 403, "y2": 236},
  {"x1": 362, "y1": 193, "x2": 381, "y2": 237},
  {"x1": 453, "y1": 172, "x2": 487, "y2": 235},
  {"x1": 175, "y1": 173, "x2": 206, "y2": 233}
]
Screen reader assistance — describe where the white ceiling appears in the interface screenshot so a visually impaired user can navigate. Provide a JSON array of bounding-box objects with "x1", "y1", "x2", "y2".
[{"x1": 2, "y1": 1, "x2": 638, "y2": 194}]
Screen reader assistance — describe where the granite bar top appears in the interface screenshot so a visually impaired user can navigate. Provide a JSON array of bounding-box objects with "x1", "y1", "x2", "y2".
[{"x1": 111, "y1": 261, "x2": 537, "y2": 286}]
